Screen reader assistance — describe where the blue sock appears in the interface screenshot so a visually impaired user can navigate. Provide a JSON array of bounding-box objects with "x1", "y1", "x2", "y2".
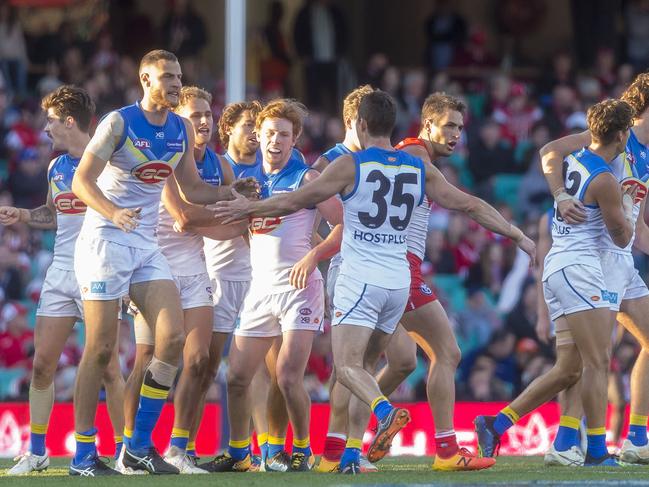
[
  {"x1": 228, "y1": 439, "x2": 250, "y2": 461},
  {"x1": 114, "y1": 436, "x2": 123, "y2": 460},
  {"x1": 493, "y1": 406, "x2": 519, "y2": 435},
  {"x1": 267, "y1": 436, "x2": 285, "y2": 458},
  {"x1": 30, "y1": 424, "x2": 46, "y2": 456},
  {"x1": 586, "y1": 428, "x2": 607, "y2": 459},
  {"x1": 554, "y1": 416, "x2": 580, "y2": 451},
  {"x1": 170, "y1": 428, "x2": 189, "y2": 451},
  {"x1": 260, "y1": 441, "x2": 268, "y2": 462},
  {"x1": 371, "y1": 396, "x2": 393, "y2": 422},
  {"x1": 340, "y1": 438, "x2": 362, "y2": 468},
  {"x1": 628, "y1": 414, "x2": 648, "y2": 447},
  {"x1": 187, "y1": 441, "x2": 196, "y2": 457},
  {"x1": 130, "y1": 380, "x2": 169, "y2": 452},
  {"x1": 292, "y1": 437, "x2": 312, "y2": 457},
  {"x1": 73, "y1": 428, "x2": 97, "y2": 465}
]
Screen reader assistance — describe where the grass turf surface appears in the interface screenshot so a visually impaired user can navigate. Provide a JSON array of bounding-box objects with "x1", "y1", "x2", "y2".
[{"x1": 1, "y1": 456, "x2": 649, "y2": 485}]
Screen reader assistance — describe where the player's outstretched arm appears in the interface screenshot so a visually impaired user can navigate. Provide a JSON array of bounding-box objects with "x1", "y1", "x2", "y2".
[
  {"x1": 0, "y1": 177, "x2": 57, "y2": 230},
  {"x1": 73, "y1": 112, "x2": 141, "y2": 232},
  {"x1": 592, "y1": 172, "x2": 634, "y2": 248},
  {"x1": 539, "y1": 131, "x2": 591, "y2": 224},
  {"x1": 174, "y1": 119, "x2": 258, "y2": 205},
  {"x1": 212, "y1": 154, "x2": 355, "y2": 223},
  {"x1": 535, "y1": 213, "x2": 552, "y2": 343},
  {"x1": 424, "y1": 160, "x2": 536, "y2": 265},
  {"x1": 163, "y1": 174, "x2": 222, "y2": 230},
  {"x1": 289, "y1": 169, "x2": 344, "y2": 289}
]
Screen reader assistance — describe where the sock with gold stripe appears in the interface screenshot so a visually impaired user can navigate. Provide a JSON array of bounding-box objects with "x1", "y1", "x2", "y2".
[
  {"x1": 494, "y1": 406, "x2": 520, "y2": 435},
  {"x1": 114, "y1": 435, "x2": 123, "y2": 460},
  {"x1": 267, "y1": 435, "x2": 285, "y2": 458},
  {"x1": 73, "y1": 427, "x2": 97, "y2": 464},
  {"x1": 123, "y1": 427, "x2": 132, "y2": 450},
  {"x1": 130, "y1": 360, "x2": 175, "y2": 453},
  {"x1": 187, "y1": 441, "x2": 196, "y2": 457},
  {"x1": 170, "y1": 427, "x2": 190, "y2": 451},
  {"x1": 30, "y1": 422, "x2": 47, "y2": 456},
  {"x1": 228, "y1": 438, "x2": 250, "y2": 461},
  {"x1": 586, "y1": 427, "x2": 607, "y2": 459},
  {"x1": 371, "y1": 395, "x2": 393, "y2": 422},
  {"x1": 628, "y1": 414, "x2": 648, "y2": 447},
  {"x1": 257, "y1": 432, "x2": 268, "y2": 462},
  {"x1": 554, "y1": 416, "x2": 580, "y2": 451},
  {"x1": 292, "y1": 436, "x2": 312, "y2": 456},
  {"x1": 340, "y1": 438, "x2": 362, "y2": 468}
]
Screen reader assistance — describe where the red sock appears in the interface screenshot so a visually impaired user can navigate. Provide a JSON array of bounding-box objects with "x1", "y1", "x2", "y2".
[
  {"x1": 435, "y1": 432, "x2": 459, "y2": 459},
  {"x1": 322, "y1": 435, "x2": 346, "y2": 461}
]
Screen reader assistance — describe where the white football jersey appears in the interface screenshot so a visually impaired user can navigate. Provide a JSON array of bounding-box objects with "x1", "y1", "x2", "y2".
[{"x1": 339, "y1": 147, "x2": 425, "y2": 289}]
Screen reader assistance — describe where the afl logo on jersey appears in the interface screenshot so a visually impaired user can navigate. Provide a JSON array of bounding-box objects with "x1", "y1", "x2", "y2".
[
  {"x1": 132, "y1": 161, "x2": 173, "y2": 183},
  {"x1": 53, "y1": 192, "x2": 87, "y2": 214},
  {"x1": 250, "y1": 216, "x2": 282, "y2": 234},
  {"x1": 134, "y1": 138, "x2": 151, "y2": 149}
]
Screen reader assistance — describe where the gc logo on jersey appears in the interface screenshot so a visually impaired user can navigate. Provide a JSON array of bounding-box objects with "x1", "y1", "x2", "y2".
[
  {"x1": 250, "y1": 216, "x2": 282, "y2": 234},
  {"x1": 132, "y1": 161, "x2": 173, "y2": 184},
  {"x1": 53, "y1": 192, "x2": 87, "y2": 214}
]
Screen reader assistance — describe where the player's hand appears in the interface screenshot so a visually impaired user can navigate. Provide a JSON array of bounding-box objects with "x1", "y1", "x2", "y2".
[
  {"x1": 556, "y1": 194, "x2": 586, "y2": 224},
  {"x1": 0, "y1": 206, "x2": 20, "y2": 225},
  {"x1": 535, "y1": 316, "x2": 552, "y2": 344},
  {"x1": 290, "y1": 251, "x2": 318, "y2": 289},
  {"x1": 516, "y1": 234, "x2": 537, "y2": 267},
  {"x1": 232, "y1": 177, "x2": 260, "y2": 200},
  {"x1": 173, "y1": 221, "x2": 184, "y2": 233},
  {"x1": 112, "y1": 207, "x2": 141, "y2": 233},
  {"x1": 212, "y1": 188, "x2": 252, "y2": 224}
]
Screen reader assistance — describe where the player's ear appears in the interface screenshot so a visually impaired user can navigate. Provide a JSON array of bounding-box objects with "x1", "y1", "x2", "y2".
[
  {"x1": 64, "y1": 116, "x2": 74, "y2": 128},
  {"x1": 140, "y1": 71, "x2": 150, "y2": 86}
]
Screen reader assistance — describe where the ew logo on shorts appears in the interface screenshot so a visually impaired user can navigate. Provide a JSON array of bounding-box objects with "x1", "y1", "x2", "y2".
[
  {"x1": 90, "y1": 281, "x2": 106, "y2": 294},
  {"x1": 601, "y1": 290, "x2": 619, "y2": 304}
]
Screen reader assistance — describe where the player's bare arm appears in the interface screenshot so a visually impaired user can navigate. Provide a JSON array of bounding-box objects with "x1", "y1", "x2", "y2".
[
  {"x1": 0, "y1": 181, "x2": 57, "y2": 230},
  {"x1": 72, "y1": 112, "x2": 141, "y2": 232},
  {"x1": 212, "y1": 154, "x2": 356, "y2": 222},
  {"x1": 162, "y1": 173, "x2": 221, "y2": 230},
  {"x1": 289, "y1": 169, "x2": 344, "y2": 289},
  {"x1": 539, "y1": 131, "x2": 592, "y2": 224},
  {"x1": 311, "y1": 155, "x2": 330, "y2": 173},
  {"x1": 591, "y1": 172, "x2": 634, "y2": 248},
  {"x1": 633, "y1": 198, "x2": 649, "y2": 254},
  {"x1": 424, "y1": 159, "x2": 536, "y2": 264},
  {"x1": 535, "y1": 212, "x2": 552, "y2": 343},
  {"x1": 173, "y1": 118, "x2": 258, "y2": 205}
]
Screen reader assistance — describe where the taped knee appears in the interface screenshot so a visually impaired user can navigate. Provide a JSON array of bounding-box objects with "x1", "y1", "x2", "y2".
[{"x1": 143, "y1": 356, "x2": 178, "y2": 390}]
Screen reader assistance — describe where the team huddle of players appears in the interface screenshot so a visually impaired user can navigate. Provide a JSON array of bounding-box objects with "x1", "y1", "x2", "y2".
[{"x1": 1, "y1": 47, "x2": 647, "y2": 476}]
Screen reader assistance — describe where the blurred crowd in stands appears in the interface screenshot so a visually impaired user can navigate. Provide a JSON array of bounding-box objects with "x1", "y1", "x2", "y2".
[{"x1": 0, "y1": 0, "x2": 647, "y2": 434}]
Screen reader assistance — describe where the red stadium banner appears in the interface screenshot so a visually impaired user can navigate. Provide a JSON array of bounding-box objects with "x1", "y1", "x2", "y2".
[{"x1": 0, "y1": 402, "x2": 629, "y2": 458}]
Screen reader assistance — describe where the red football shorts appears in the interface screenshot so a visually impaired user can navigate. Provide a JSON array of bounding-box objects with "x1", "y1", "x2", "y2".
[{"x1": 406, "y1": 252, "x2": 437, "y2": 312}]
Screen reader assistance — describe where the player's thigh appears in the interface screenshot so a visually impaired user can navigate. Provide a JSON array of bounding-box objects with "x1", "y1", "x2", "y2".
[
  {"x1": 228, "y1": 335, "x2": 273, "y2": 384},
  {"x1": 129, "y1": 279, "x2": 183, "y2": 340},
  {"x1": 277, "y1": 329, "x2": 317, "y2": 375},
  {"x1": 82, "y1": 299, "x2": 121, "y2": 348},
  {"x1": 364, "y1": 328, "x2": 393, "y2": 371},
  {"x1": 33, "y1": 315, "x2": 77, "y2": 368},
  {"x1": 400, "y1": 299, "x2": 458, "y2": 361},
  {"x1": 619, "y1": 294, "x2": 649, "y2": 348},
  {"x1": 183, "y1": 306, "x2": 214, "y2": 354},
  {"x1": 331, "y1": 324, "x2": 373, "y2": 369},
  {"x1": 564, "y1": 308, "x2": 616, "y2": 365},
  {"x1": 384, "y1": 324, "x2": 417, "y2": 369}
]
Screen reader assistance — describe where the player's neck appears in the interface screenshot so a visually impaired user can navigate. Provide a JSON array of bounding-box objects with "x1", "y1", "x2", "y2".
[
  {"x1": 139, "y1": 97, "x2": 169, "y2": 126},
  {"x1": 67, "y1": 132, "x2": 90, "y2": 159},
  {"x1": 228, "y1": 145, "x2": 256, "y2": 165},
  {"x1": 194, "y1": 143, "x2": 207, "y2": 163},
  {"x1": 415, "y1": 133, "x2": 436, "y2": 161},
  {"x1": 632, "y1": 118, "x2": 649, "y2": 145},
  {"x1": 363, "y1": 135, "x2": 393, "y2": 151},
  {"x1": 263, "y1": 155, "x2": 290, "y2": 174},
  {"x1": 588, "y1": 141, "x2": 619, "y2": 163},
  {"x1": 341, "y1": 134, "x2": 360, "y2": 152}
]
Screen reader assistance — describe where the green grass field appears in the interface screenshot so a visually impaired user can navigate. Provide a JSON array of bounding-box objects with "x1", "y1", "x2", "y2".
[{"x1": 1, "y1": 456, "x2": 649, "y2": 485}]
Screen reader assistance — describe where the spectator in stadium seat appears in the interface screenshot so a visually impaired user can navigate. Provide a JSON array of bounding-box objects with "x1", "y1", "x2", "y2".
[
  {"x1": 0, "y1": 301, "x2": 32, "y2": 367},
  {"x1": 8, "y1": 147, "x2": 47, "y2": 208},
  {"x1": 161, "y1": 0, "x2": 207, "y2": 59}
]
